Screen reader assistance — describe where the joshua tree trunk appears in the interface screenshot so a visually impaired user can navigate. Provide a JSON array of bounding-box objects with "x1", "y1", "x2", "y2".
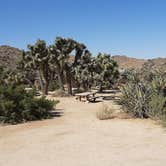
[
  {"x1": 44, "y1": 81, "x2": 49, "y2": 95},
  {"x1": 38, "y1": 70, "x2": 45, "y2": 94},
  {"x1": 57, "y1": 68, "x2": 64, "y2": 91},
  {"x1": 58, "y1": 74, "x2": 64, "y2": 90},
  {"x1": 65, "y1": 67, "x2": 72, "y2": 95},
  {"x1": 38, "y1": 70, "x2": 49, "y2": 95},
  {"x1": 99, "y1": 84, "x2": 103, "y2": 93}
]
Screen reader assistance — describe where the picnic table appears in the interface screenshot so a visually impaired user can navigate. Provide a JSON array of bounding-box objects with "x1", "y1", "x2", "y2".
[{"x1": 75, "y1": 92, "x2": 99, "y2": 102}]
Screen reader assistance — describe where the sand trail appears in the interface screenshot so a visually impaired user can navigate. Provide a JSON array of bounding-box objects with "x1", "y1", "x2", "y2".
[{"x1": 0, "y1": 97, "x2": 166, "y2": 166}]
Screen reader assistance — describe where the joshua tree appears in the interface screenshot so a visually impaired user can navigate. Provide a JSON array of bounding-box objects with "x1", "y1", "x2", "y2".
[
  {"x1": 72, "y1": 50, "x2": 93, "y2": 91},
  {"x1": 50, "y1": 37, "x2": 87, "y2": 95},
  {"x1": 92, "y1": 53, "x2": 119, "y2": 92},
  {"x1": 22, "y1": 40, "x2": 53, "y2": 95},
  {"x1": 73, "y1": 53, "x2": 119, "y2": 92},
  {"x1": 49, "y1": 43, "x2": 65, "y2": 91},
  {"x1": 16, "y1": 60, "x2": 36, "y2": 87}
]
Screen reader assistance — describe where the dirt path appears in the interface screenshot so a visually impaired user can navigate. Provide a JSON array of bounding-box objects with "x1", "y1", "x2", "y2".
[{"x1": 0, "y1": 97, "x2": 166, "y2": 166}]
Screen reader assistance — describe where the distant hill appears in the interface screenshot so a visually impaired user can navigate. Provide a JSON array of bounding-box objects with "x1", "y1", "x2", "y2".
[
  {"x1": 149, "y1": 58, "x2": 166, "y2": 68},
  {"x1": 112, "y1": 55, "x2": 166, "y2": 69},
  {"x1": 112, "y1": 55, "x2": 146, "y2": 69},
  {"x1": 0, "y1": 45, "x2": 22, "y2": 69}
]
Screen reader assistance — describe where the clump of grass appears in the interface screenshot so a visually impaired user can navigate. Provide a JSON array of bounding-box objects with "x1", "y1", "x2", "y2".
[{"x1": 96, "y1": 104, "x2": 115, "y2": 120}]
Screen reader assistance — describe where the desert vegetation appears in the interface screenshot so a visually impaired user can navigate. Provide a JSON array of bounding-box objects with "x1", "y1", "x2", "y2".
[
  {"x1": 0, "y1": 66, "x2": 58, "y2": 124},
  {"x1": 120, "y1": 62, "x2": 166, "y2": 124},
  {"x1": 15, "y1": 37, "x2": 119, "y2": 95},
  {"x1": 18, "y1": 39, "x2": 120, "y2": 98},
  {"x1": 0, "y1": 37, "x2": 166, "y2": 127},
  {"x1": 0, "y1": 37, "x2": 120, "y2": 124}
]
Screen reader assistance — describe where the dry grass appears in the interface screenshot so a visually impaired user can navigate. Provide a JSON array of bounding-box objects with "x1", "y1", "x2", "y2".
[
  {"x1": 96, "y1": 104, "x2": 115, "y2": 120},
  {"x1": 96, "y1": 103, "x2": 132, "y2": 120}
]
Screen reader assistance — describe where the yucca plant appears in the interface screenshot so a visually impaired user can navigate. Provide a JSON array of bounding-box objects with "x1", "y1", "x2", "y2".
[
  {"x1": 120, "y1": 81, "x2": 151, "y2": 118},
  {"x1": 120, "y1": 69, "x2": 166, "y2": 121}
]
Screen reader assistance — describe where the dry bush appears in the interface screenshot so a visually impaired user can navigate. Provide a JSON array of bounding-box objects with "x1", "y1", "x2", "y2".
[{"x1": 96, "y1": 104, "x2": 115, "y2": 120}]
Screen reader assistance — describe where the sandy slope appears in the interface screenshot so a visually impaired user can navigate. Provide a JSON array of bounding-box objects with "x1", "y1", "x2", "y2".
[{"x1": 0, "y1": 97, "x2": 166, "y2": 166}]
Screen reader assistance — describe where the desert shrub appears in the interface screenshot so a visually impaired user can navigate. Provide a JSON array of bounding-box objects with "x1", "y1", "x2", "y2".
[
  {"x1": 150, "y1": 74, "x2": 166, "y2": 96},
  {"x1": 0, "y1": 84, "x2": 58, "y2": 124},
  {"x1": 96, "y1": 104, "x2": 115, "y2": 120},
  {"x1": 120, "y1": 70, "x2": 166, "y2": 121},
  {"x1": 120, "y1": 81, "x2": 151, "y2": 118},
  {"x1": 148, "y1": 94, "x2": 166, "y2": 120}
]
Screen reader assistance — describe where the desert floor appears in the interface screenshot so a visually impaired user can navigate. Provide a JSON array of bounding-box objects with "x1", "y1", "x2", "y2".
[{"x1": 0, "y1": 96, "x2": 166, "y2": 166}]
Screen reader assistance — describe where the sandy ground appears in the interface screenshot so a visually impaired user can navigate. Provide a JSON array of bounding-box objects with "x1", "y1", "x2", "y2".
[{"x1": 0, "y1": 96, "x2": 166, "y2": 166}]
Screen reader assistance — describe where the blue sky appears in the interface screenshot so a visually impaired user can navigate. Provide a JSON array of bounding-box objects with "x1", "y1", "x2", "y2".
[{"x1": 0, "y1": 0, "x2": 166, "y2": 59}]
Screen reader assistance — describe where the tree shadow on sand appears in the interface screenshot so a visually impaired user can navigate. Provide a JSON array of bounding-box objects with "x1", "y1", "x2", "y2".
[{"x1": 102, "y1": 95, "x2": 121, "y2": 102}]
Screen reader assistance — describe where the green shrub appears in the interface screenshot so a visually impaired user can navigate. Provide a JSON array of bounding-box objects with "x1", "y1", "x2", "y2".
[
  {"x1": 148, "y1": 94, "x2": 166, "y2": 120},
  {"x1": 0, "y1": 85, "x2": 58, "y2": 124}
]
